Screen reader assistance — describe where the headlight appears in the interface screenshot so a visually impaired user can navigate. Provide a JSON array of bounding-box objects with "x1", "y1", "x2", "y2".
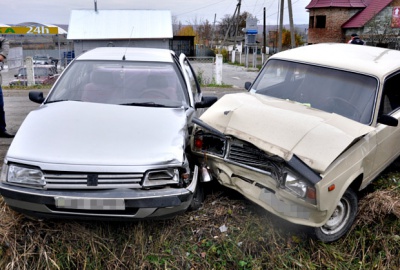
[
  {"x1": 193, "y1": 131, "x2": 226, "y2": 157},
  {"x1": 284, "y1": 173, "x2": 308, "y2": 198},
  {"x1": 284, "y1": 172, "x2": 317, "y2": 204},
  {"x1": 142, "y1": 168, "x2": 183, "y2": 188},
  {"x1": 6, "y1": 164, "x2": 46, "y2": 187}
]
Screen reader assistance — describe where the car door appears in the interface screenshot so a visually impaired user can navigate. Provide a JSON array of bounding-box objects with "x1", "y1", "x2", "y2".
[
  {"x1": 179, "y1": 54, "x2": 202, "y2": 110},
  {"x1": 371, "y1": 73, "x2": 400, "y2": 175}
]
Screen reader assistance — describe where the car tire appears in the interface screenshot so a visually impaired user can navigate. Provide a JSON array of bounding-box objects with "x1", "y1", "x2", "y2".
[
  {"x1": 189, "y1": 183, "x2": 204, "y2": 211},
  {"x1": 313, "y1": 188, "x2": 358, "y2": 243}
]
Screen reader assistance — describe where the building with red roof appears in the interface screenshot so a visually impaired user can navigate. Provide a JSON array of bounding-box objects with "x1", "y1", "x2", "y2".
[{"x1": 306, "y1": 0, "x2": 400, "y2": 47}]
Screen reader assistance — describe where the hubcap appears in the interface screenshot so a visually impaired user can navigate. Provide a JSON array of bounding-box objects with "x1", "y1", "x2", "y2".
[{"x1": 321, "y1": 197, "x2": 351, "y2": 235}]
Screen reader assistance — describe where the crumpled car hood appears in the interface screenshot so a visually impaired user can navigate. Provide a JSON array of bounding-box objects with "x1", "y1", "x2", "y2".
[
  {"x1": 8, "y1": 101, "x2": 188, "y2": 168},
  {"x1": 200, "y1": 92, "x2": 374, "y2": 172}
]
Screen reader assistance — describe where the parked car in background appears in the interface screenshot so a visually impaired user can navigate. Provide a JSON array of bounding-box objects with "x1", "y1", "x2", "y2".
[
  {"x1": 9, "y1": 65, "x2": 59, "y2": 86},
  {"x1": 33, "y1": 55, "x2": 51, "y2": 65},
  {"x1": 191, "y1": 43, "x2": 400, "y2": 242},
  {"x1": 0, "y1": 47, "x2": 217, "y2": 220}
]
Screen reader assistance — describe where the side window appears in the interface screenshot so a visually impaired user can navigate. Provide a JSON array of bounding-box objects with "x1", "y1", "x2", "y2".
[
  {"x1": 381, "y1": 74, "x2": 400, "y2": 115},
  {"x1": 316, "y1": 15, "x2": 326, "y2": 28}
]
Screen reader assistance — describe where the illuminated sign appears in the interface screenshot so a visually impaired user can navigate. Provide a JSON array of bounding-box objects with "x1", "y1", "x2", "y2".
[{"x1": 0, "y1": 26, "x2": 58, "y2": 35}]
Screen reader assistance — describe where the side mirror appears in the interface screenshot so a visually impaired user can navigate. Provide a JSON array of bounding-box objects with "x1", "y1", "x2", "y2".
[
  {"x1": 195, "y1": 96, "x2": 218, "y2": 109},
  {"x1": 244, "y1": 81, "x2": 252, "y2": 90},
  {"x1": 378, "y1": 114, "x2": 398, "y2": 127},
  {"x1": 29, "y1": 91, "x2": 45, "y2": 104}
]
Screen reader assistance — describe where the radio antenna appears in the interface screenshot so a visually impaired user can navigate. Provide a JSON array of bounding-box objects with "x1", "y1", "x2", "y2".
[{"x1": 122, "y1": 27, "x2": 134, "y2": 61}]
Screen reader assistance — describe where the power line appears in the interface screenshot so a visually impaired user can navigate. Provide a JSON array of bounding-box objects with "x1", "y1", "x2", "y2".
[{"x1": 175, "y1": 0, "x2": 232, "y2": 17}]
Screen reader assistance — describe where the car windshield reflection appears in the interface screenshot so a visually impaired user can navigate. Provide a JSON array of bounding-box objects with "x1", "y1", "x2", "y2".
[
  {"x1": 250, "y1": 59, "x2": 378, "y2": 124},
  {"x1": 47, "y1": 60, "x2": 190, "y2": 108}
]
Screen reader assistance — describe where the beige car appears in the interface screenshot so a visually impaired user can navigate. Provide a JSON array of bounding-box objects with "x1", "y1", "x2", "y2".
[{"x1": 191, "y1": 43, "x2": 400, "y2": 242}]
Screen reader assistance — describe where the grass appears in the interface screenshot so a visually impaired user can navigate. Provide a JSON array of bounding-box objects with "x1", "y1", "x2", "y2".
[
  {"x1": 3, "y1": 84, "x2": 51, "y2": 90},
  {"x1": 0, "y1": 167, "x2": 400, "y2": 269}
]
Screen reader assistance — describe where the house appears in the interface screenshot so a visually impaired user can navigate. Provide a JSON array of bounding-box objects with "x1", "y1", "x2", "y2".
[
  {"x1": 67, "y1": 10, "x2": 173, "y2": 57},
  {"x1": 306, "y1": 0, "x2": 400, "y2": 48}
]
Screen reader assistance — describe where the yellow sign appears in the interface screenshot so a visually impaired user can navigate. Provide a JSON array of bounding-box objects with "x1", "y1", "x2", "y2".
[{"x1": 0, "y1": 26, "x2": 58, "y2": 35}]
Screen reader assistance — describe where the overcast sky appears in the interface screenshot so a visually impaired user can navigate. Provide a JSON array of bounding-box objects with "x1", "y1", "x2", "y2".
[{"x1": 2, "y1": 0, "x2": 311, "y2": 26}]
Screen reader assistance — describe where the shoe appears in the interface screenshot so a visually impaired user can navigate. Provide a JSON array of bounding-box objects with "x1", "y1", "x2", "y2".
[{"x1": 0, "y1": 131, "x2": 15, "y2": 138}]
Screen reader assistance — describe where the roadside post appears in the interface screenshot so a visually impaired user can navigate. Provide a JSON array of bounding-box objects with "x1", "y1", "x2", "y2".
[
  {"x1": 25, "y1": 57, "x2": 34, "y2": 86},
  {"x1": 215, "y1": 54, "x2": 223, "y2": 85}
]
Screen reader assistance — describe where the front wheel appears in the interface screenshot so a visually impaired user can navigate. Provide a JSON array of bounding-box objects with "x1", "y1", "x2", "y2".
[{"x1": 313, "y1": 188, "x2": 358, "y2": 243}]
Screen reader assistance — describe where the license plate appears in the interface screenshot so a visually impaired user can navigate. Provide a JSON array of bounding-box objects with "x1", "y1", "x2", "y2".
[{"x1": 55, "y1": 197, "x2": 125, "y2": 210}]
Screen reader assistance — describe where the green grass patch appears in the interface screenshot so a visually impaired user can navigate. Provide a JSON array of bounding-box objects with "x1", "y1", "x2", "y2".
[{"x1": 1, "y1": 170, "x2": 400, "y2": 269}]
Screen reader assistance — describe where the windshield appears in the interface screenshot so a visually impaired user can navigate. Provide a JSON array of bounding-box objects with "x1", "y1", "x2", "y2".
[
  {"x1": 47, "y1": 60, "x2": 190, "y2": 107},
  {"x1": 250, "y1": 59, "x2": 378, "y2": 124}
]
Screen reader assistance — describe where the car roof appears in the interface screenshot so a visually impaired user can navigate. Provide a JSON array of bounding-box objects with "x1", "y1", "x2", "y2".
[
  {"x1": 76, "y1": 47, "x2": 175, "y2": 63},
  {"x1": 270, "y1": 43, "x2": 400, "y2": 80}
]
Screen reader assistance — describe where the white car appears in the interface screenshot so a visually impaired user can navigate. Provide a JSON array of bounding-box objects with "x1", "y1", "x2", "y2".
[
  {"x1": 0, "y1": 47, "x2": 217, "y2": 220},
  {"x1": 33, "y1": 55, "x2": 51, "y2": 65},
  {"x1": 192, "y1": 43, "x2": 400, "y2": 242}
]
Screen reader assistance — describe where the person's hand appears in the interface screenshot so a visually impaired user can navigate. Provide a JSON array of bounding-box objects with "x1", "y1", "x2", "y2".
[{"x1": 0, "y1": 54, "x2": 4, "y2": 62}]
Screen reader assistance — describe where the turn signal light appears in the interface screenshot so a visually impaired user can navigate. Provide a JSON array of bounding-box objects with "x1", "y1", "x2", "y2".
[{"x1": 306, "y1": 187, "x2": 316, "y2": 200}]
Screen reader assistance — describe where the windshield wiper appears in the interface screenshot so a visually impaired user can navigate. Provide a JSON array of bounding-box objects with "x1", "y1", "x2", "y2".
[
  {"x1": 45, "y1": 99, "x2": 76, "y2": 104},
  {"x1": 120, "y1": 102, "x2": 171, "y2": 107}
]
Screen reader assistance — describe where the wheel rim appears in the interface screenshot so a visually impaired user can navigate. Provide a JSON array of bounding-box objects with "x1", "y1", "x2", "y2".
[{"x1": 320, "y1": 197, "x2": 351, "y2": 235}]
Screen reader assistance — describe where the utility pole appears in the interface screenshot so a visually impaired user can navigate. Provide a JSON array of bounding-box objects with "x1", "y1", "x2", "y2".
[
  {"x1": 263, "y1": 7, "x2": 266, "y2": 54},
  {"x1": 277, "y1": 0, "x2": 296, "y2": 51},
  {"x1": 288, "y1": 0, "x2": 295, "y2": 48},
  {"x1": 233, "y1": 0, "x2": 242, "y2": 49},
  {"x1": 278, "y1": 0, "x2": 284, "y2": 52},
  {"x1": 221, "y1": 0, "x2": 242, "y2": 49},
  {"x1": 211, "y1": 13, "x2": 216, "y2": 48}
]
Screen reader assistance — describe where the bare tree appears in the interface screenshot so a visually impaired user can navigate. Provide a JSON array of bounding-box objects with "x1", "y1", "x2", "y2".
[
  {"x1": 197, "y1": 19, "x2": 213, "y2": 45},
  {"x1": 364, "y1": 13, "x2": 400, "y2": 48},
  {"x1": 172, "y1": 16, "x2": 182, "y2": 35}
]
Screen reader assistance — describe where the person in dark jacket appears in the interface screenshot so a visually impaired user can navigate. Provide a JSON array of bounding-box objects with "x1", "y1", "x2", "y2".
[
  {"x1": 348, "y1": 33, "x2": 365, "y2": 45},
  {"x1": 0, "y1": 37, "x2": 14, "y2": 138}
]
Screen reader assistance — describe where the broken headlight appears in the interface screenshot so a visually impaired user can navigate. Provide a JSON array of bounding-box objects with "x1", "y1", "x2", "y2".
[
  {"x1": 193, "y1": 131, "x2": 226, "y2": 157},
  {"x1": 284, "y1": 171, "x2": 316, "y2": 204},
  {"x1": 142, "y1": 168, "x2": 188, "y2": 188}
]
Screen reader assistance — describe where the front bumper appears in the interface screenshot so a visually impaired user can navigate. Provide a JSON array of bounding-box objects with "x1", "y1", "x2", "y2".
[
  {"x1": 0, "y1": 177, "x2": 197, "y2": 220},
  {"x1": 205, "y1": 159, "x2": 328, "y2": 227}
]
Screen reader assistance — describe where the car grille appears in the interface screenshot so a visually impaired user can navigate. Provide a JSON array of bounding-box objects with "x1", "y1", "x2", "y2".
[
  {"x1": 43, "y1": 172, "x2": 143, "y2": 189},
  {"x1": 227, "y1": 140, "x2": 283, "y2": 175}
]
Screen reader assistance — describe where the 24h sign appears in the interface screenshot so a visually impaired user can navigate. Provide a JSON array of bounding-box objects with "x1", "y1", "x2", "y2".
[{"x1": 0, "y1": 26, "x2": 58, "y2": 35}]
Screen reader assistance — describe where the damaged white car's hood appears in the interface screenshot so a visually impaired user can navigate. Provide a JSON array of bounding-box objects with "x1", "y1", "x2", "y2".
[
  {"x1": 200, "y1": 92, "x2": 374, "y2": 172},
  {"x1": 8, "y1": 101, "x2": 188, "y2": 169}
]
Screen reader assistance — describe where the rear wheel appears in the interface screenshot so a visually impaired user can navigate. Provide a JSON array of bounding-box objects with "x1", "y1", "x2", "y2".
[{"x1": 313, "y1": 188, "x2": 358, "y2": 243}]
